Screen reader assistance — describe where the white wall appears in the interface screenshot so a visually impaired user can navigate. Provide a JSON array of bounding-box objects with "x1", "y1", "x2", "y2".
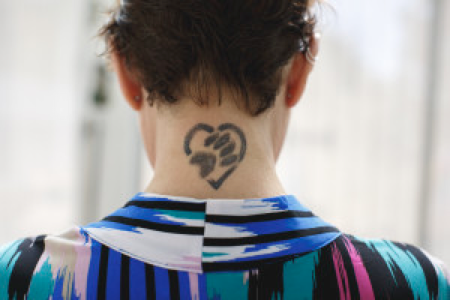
[
  {"x1": 0, "y1": 0, "x2": 90, "y2": 242},
  {"x1": 426, "y1": 0, "x2": 450, "y2": 267}
]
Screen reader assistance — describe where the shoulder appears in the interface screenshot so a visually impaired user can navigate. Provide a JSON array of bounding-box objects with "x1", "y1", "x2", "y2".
[
  {"x1": 0, "y1": 227, "x2": 95, "y2": 299},
  {"x1": 327, "y1": 234, "x2": 450, "y2": 299}
]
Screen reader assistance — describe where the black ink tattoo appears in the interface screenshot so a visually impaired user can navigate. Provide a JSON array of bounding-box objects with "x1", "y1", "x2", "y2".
[
  {"x1": 184, "y1": 123, "x2": 247, "y2": 190},
  {"x1": 190, "y1": 152, "x2": 216, "y2": 178}
]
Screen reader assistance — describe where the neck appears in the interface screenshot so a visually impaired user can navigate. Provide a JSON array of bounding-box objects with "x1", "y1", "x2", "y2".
[{"x1": 142, "y1": 102, "x2": 287, "y2": 200}]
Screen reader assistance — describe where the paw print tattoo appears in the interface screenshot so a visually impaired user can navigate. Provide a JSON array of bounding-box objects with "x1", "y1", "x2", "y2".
[{"x1": 184, "y1": 123, "x2": 247, "y2": 190}]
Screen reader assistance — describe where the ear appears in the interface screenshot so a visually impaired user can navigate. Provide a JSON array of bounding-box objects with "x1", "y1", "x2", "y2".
[
  {"x1": 111, "y1": 50, "x2": 144, "y2": 111},
  {"x1": 285, "y1": 35, "x2": 320, "y2": 108}
]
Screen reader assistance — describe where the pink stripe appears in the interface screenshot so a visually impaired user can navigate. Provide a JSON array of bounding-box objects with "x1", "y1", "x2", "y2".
[
  {"x1": 171, "y1": 263, "x2": 202, "y2": 272},
  {"x1": 331, "y1": 243, "x2": 351, "y2": 300},
  {"x1": 189, "y1": 272, "x2": 200, "y2": 300},
  {"x1": 342, "y1": 237, "x2": 375, "y2": 300}
]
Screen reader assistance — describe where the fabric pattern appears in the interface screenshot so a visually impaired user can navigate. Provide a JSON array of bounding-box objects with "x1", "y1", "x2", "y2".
[{"x1": 0, "y1": 192, "x2": 449, "y2": 299}]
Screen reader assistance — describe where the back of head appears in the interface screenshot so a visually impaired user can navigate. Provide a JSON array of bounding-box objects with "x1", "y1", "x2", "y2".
[{"x1": 101, "y1": 0, "x2": 318, "y2": 115}]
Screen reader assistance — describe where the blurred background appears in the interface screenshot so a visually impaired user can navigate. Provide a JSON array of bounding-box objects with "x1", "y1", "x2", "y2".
[{"x1": 0, "y1": 0, "x2": 449, "y2": 266}]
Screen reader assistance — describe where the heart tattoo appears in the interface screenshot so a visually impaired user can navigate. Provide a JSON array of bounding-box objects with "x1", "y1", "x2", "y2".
[{"x1": 184, "y1": 123, "x2": 247, "y2": 190}]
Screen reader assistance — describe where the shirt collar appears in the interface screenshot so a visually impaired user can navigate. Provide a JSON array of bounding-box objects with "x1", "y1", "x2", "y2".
[{"x1": 82, "y1": 192, "x2": 341, "y2": 273}]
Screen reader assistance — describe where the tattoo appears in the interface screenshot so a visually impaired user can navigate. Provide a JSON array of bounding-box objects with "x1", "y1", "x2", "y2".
[{"x1": 184, "y1": 123, "x2": 247, "y2": 190}]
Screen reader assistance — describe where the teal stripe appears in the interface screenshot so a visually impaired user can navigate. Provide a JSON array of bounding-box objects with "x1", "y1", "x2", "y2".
[
  {"x1": 27, "y1": 257, "x2": 55, "y2": 299},
  {"x1": 155, "y1": 209, "x2": 205, "y2": 220},
  {"x1": 206, "y1": 271, "x2": 248, "y2": 299},
  {"x1": 283, "y1": 251, "x2": 319, "y2": 300},
  {"x1": 361, "y1": 239, "x2": 430, "y2": 300},
  {"x1": 202, "y1": 252, "x2": 228, "y2": 258},
  {"x1": 436, "y1": 265, "x2": 449, "y2": 300},
  {"x1": 0, "y1": 239, "x2": 23, "y2": 299}
]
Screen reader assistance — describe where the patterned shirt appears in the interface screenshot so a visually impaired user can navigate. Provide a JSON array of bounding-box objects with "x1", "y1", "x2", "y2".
[{"x1": 0, "y1": 192, "x2": 449, "y2": 299}]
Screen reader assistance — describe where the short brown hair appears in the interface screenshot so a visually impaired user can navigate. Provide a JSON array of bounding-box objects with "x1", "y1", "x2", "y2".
[{"x1": 101, "y1": 0, "x2": 317, "y2": 115}]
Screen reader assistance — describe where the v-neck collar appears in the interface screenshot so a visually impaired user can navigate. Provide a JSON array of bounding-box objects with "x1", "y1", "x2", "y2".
[{"x1": 81, "y1": 192, "x2": 341, "y2": 273}]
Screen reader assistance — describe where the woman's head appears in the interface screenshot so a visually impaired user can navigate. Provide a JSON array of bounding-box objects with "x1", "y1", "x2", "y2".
[
  {"x1": 104, "y1": 0, "x2": 321, "y2": 179},
  {"x1": 101, "y1": 0, "x2": 319, "y2": 116}
]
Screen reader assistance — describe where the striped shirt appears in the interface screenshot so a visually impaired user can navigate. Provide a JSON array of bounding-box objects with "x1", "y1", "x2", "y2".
[{"x1": 0, "y1": 192, "x2": 449, "y2": 299}]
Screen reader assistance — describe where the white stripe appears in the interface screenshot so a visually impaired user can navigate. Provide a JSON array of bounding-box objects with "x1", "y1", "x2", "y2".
[
  {"x1": 202, "y1": 244, "x2": 290, "y2": 262},
  {"x1": 140, "y1": 192, "x2": 294, "y2": 216},
  {"x1": 206, "y1": 199, "x2": 289, "y2": 216},
  {"x1": 204, "y1": 223, "x2": 256, "y2": 238},
  {"x1": 154, "y1": 214, "x2": 204, "y2": 227}
]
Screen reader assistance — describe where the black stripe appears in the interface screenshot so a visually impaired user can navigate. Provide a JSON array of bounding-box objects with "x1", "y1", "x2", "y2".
[
  {"x1": 314, "y1": 240, "x2": 341, "y2": 298},
  {"x1": 206, "y1": 210, "x2": 315, "y2": 224},
  {"x1": 168, "y1": 270, "x2": 180, "y2": 300},
  {"x1": 248, "y1": 263, "x2": 284, "y2": 299},
  {"x1": 145, "y1": 264, "x2": 156, "y2": 300},
  {"x1": 120, "y1": 254, "x2": 130, "y2": 300},
  {"x1": 103, "y1": 216, "x2": 204, "y2": 235},
  {"x1": 248, "y1": 269, "x2": 258, "y2": 300},
  {"x1": 125, "y1": 200, "x2": 206, "y2": 212},
  {"x1": 204, "y1": 226, "x2": 339, "y2": 246},
  {"x1": 97, "y1": 245, "x2": 109, "y2": 300},
  {"x1": 203, "y1": 251, "x2": 312, "y2": 272},
  {"x1": 8, "y1": 236, "x2": 47, "y2": 299}
]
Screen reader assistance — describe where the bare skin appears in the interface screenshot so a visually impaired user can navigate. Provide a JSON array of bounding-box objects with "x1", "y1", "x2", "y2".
[{"x1": 111, "y1": 38, "x2": 319, "y2": 200}]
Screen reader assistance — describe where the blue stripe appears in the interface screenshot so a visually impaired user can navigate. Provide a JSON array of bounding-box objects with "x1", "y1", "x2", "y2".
[
  {"x1": 106, "y1": 248, "x2": 122, "y2": 299},
  {"x1": 86, "y1": 239, "x2": 102, "y2": 300},
  {"x1": 52, "y1": 271, "x2": 80, "y2": 300},
  {"x1": 71, "y1": 280, "x2": 81, "y2": 300},
  {"x1": 154, "y1": 266, "x2": 171, "y2": 299},
  {"x1": 129, "y1": 258, "x2": 146, "y2": 299},
  {"x1": 198, "y1": 273, "x2": 208, "y2": 300},
  {"x1": 83, "y1": 221, "x2": 141, "y2": 233},
  {"x1": 178, "y1": 271, "x2": 191, "y2": 299},
  {"x1": 209, "y1": 216, "x2": 331, "y2": 235},
  {"x1": 53, "y1": 269, "x2": 66, "y2": 300},
  {"x1": 258, "y1": 195, "x2": 310, "y2": 212}
]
